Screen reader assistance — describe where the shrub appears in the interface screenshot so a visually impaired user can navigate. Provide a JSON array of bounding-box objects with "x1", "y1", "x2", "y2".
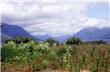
[
  {"x1": 57, "y1": 48, "x2": 67, "y2": 58},
  {"x1": 66, "y1": 37, "x2": 83, "y2": 45},
  {"x1": 1, "y1": 41, "x2": 24, "y2": 62},
  {"x1": 44, "y1": 38, "x2": 60, "y2": 47},
  {"x1": 91, "y1": 40, "x2": 106, "y2": 44},
  {"x1": 1, "y1": 37, "x2": 110, "y2": 72},
  {"x1": 5, "y1": 36, "x2": 35, "y2": 44}
]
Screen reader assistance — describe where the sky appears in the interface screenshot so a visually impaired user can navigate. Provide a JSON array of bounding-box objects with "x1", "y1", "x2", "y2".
[{"x1": 0, "y1": 0, "x2": 110, "y2": 37}]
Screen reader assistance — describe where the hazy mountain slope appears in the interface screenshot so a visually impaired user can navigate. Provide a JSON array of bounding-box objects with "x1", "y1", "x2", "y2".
[
  {"x1": 1, "y1": 23, "x2": 37, "y2": 43},
  {"x1": 73, "y1": 27, "x2": 110, "y2": 42},
  {"x1": 54, "y1": 35, "x2": 72, "y2": 43},
  {"x1": 0, "y1": 33, "x2": 11, "y2": 44},
  {"x1": 1, "y1": 23, "x2": 110, "y2": 43},
  {"x1": 100, "y1": 27, "x2": 110, "y2": 39},
  {"x1": 35, "y1": 34, "x2": 50, "y2": 41}
]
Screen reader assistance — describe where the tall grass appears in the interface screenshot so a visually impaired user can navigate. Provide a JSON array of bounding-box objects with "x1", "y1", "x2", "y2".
[{"x1": 1, "y1": 41, "x2": 110, "y2": 72}]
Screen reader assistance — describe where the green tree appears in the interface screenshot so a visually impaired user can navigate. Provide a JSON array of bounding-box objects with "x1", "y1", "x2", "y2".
[
  {"x1": 66, "y1": 37, "x2": 83, "y2": 45},
  {"x1": 44, "y1": 38, "x2": 60, "y2": 47},
  {"x1": 5, "y1": 36, "x2": 36, "y2": 44},
  {"x1": 92, "y1": 40, "x2": 106, "y2": 44}
]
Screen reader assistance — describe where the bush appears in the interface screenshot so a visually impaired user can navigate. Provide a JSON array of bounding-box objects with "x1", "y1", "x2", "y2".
[
  {"x1": 1, "y1": 37, "x2": 110, "y2": 72},
  {"x1": 44, "y1": 38, "x2": 60, "y2": 47},
  {"x1": 1, "y1": 41, "x2": 25, "y2": 62},
  {"x1": 5, "y1": 36, "x2": 35, "y2": 44},
  {"x1": 91, "y1": 40, "x2": 106, "y2": 44},
  {"x1": 66, "y1": 37, "x2": 83, "y2": 45},
  {"x1": 57, "y1": 48, "x2": 67, "y2": 58}
]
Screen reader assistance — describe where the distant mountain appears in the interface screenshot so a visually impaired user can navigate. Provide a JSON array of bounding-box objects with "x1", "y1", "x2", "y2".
[
  {"x1": 35, "y1": 34, "x2": 50, "y2": 41},
  {"x1": 54, "y1": 35, "x2": 72, "y2": 43},
  {"x1": 100, "y1": 27, "x2": 110, "y2": 39},
  {"x1": 0, "y1": 33, "x2": 11, "y2": 44},
  {"x1": 1, "y1": 23, "x2": 110, "y2": 43},
  {"x1": 73, "y1": 27, "x2": 110, "y2": 43},
  {"x1": 54, "y1": 27, "x2": 110, "y2": 43},
  {"x1": 1, "y1": 23, "x2": 37, "y2": 43}
]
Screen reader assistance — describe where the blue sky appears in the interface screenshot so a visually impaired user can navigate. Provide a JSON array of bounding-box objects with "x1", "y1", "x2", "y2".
[
  {"x1": 1, "y1": 1, "x2": 110, "y2": 37},
  {"x1": 86, "y1": 2, "x2": 109, "y2": 19}
]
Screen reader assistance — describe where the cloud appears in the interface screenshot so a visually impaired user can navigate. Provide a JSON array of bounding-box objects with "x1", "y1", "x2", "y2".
[
  {"x1": 1, "y1": 0, "x2": 108, "y2": 2},
  {"x1": 1, "y1": 1, "x2": 110, "y2": 37}
]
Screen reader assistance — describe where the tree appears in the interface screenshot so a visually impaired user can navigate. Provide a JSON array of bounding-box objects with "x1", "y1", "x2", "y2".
[
  {"x1": 66, "y1": 37, "x2": 83, "y2": 45},
  {"x1": 91, "y1": 40, "x2": 106, "y2": 44},
  {"x1": 5, "y1": 36, "x2": 35, "y2": 44},
  {"x1": 44, "y1": 38, "x2": 60, "y2": 47}
]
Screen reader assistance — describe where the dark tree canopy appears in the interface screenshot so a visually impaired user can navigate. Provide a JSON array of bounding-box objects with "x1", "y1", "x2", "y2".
[
  {"x1": 44, "y1": 38, "x2": 60, "y2": 47},
  {"x1": 66, "y1": 37, "x2": 83, "y2": 45},
  {"x1": 5, "y1": 36, "x2": 35, "y2": 44},
  {"x1": 91, "y1": 40, "x2": 106, "y2": 44}
]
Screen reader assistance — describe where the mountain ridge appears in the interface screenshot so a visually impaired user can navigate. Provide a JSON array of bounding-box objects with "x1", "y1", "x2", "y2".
[
  {"x1": 1, "y1": 23, "x2": 110, "y2": 43},
  {"x1": 1, "y1": 23, "x2": 37, "y2": 43}
]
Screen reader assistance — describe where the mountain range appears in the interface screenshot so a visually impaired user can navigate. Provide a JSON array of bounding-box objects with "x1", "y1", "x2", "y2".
[
  {"x1": 1, "y1": 23, "x2": 37, "y2": 43},
  {"x1": 1, "y1": 23, "x2": 110, "y2": 43},
  {"x1": 74, "y1": 27, "x2": 110, "y2": 42}
]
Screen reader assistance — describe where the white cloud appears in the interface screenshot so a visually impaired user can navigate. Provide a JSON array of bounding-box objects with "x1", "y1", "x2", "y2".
[
  {"x1": 1, "y1": 1, "x2": 110, "y2": 37},
  {"x1": 1, "y1": 0, "x2": 109, "y2": 2},
  {"x1": 84, "y1": 18, "x2": 109, "y2": 27}
]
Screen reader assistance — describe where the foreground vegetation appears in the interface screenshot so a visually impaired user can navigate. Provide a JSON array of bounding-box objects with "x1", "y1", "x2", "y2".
[{"x1": 1, "y1": 37, "x2": 110, "y2": 72}]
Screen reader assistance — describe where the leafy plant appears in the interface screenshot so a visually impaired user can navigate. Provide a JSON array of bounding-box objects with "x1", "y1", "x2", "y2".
[
  {"x1": 44, "y1": 38, "x2": 60, "y2": 47},
  {"x1": 66, "y1": 37, "x2": 83, "y2": 45}
]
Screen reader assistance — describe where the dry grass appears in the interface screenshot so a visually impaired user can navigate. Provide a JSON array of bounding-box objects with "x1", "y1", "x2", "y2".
[{"x1": 1, "y1": 44, "x2": 110, "y2": 72}]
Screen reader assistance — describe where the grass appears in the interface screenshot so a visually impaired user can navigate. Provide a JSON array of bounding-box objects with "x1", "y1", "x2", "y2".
[{"x1": 1, "y1": 41, "x2": 110, "y2": 72}]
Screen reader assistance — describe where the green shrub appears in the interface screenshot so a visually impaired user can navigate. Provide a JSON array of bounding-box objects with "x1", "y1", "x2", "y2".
[
  {"x1": 1, "y1": 41, "x2": 26, "y2": 62},
  {"x1": 44, "y1": 38, "x2": 60, "y2": 47},
  {"x1": 57, "y1": 47, "x2": 67, "y2": 58},
  {"x1": 5, "y1": 36, "x2": 36, "y2": 44},
  {"x1": 1, "y1": 37, "x2": 110, "y2": 72},
  {"x1": 91, "y1": 40, "x2": 106, "y2": 44},
  {"x1": 66, "y1": 37, "x2": 83, "y2": 45}
]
